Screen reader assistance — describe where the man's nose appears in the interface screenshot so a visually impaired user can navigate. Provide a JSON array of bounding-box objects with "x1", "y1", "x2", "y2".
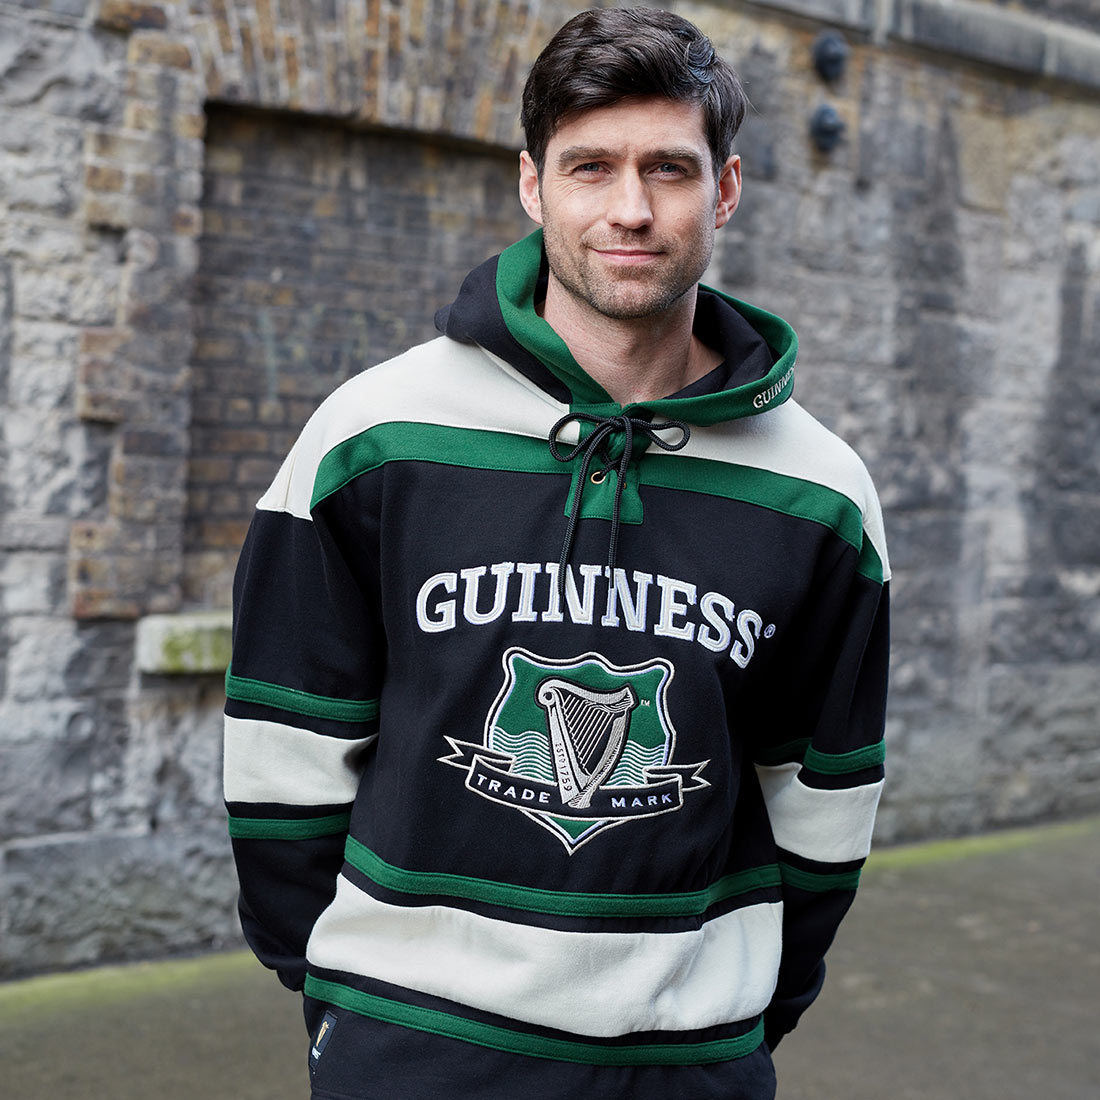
[{"x1": 605, "y1": 172, "x2": 653, "y2": 230}]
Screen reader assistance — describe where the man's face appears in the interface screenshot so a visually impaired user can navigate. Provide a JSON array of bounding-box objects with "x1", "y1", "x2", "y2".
[{"x1": 519, "y1": 97, "x2": 741, "y2": 323}]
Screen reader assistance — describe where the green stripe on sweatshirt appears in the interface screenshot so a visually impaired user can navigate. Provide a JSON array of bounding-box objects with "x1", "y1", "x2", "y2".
[
  {"x1": 778, "y1": 862, "x2": 862, "y2": 892},
  {"x1": 755, "y1": 739, "x2": 885, "y2": 774},
  {"x1": 345, "y1": 836, "x2": 780, "y2": 918},
  {"x1": 641, "y1": 455, "x2": 883, "y2": 584},
  {"x1": 225, "y1": 669, "x2": 378, "y2": 723},
  {"x1": 804, "y1": 741, "x2": 886, "y2": 775},
  {"x1": 309, "y1": 423, "x2": 884, "y2": 585},
  {"x1": 312, "y1": 422, "x2": 562, "y2": 509},
  {"x1": 304, "y1": 974, "x2": 764, "y2": 1065},
  {"x1": 228, "y1": 812, "x2": 351, "y2": 840}
]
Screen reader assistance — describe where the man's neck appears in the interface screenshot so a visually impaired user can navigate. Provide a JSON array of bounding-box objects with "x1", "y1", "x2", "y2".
[{"x1": 541, "y1": 279, "x2": 721, "y2": 406}]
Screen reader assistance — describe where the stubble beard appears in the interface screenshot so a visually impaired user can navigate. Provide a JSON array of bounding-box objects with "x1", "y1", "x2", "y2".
[{"x1": 541, "y1": 222, "x2": 715, "y2": 323}]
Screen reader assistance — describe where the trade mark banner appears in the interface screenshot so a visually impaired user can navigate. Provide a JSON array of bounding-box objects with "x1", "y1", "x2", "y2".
[{"x1": 439, "y1": 648, "x2": 709, "y2": 852}]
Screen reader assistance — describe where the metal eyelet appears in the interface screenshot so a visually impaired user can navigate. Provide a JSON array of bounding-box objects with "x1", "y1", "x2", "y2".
[{"x1": 590, "y1": 469, "x2": 607, "y2": 485}]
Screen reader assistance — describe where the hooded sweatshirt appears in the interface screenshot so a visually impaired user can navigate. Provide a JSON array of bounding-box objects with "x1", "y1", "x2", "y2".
[{"x1": 224, "y1": 231, "x2": 889, "y2": 1100}]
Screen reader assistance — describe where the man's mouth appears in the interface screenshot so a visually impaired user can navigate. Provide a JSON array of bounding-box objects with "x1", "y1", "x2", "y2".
[{"x1": 591, "y1": 247, "x2": 664, "y2": 265}]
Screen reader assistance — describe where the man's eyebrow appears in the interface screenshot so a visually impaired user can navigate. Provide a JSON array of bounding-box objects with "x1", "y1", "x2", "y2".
[
  {"x1": 554, "y1": 146, "x2": 706, "y2": 169},
  {"x1": 554, "y1": 145, "x2": 612, "y2": 168},
  {"x1": 649, "y1": 148, "x2": 707, "y2": 167}
]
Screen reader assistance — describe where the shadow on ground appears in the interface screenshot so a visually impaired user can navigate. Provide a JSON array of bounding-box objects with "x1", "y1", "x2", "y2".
[{"x1": 3, "y1": 817, "x2": 1098, "y2": 1099}]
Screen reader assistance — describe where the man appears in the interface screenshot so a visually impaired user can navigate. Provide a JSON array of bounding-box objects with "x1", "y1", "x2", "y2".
[{"x1": 224, "y1": 8, "x2": 889, "y2": 1099}]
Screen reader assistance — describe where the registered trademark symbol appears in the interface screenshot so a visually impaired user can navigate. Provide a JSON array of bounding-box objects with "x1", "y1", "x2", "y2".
[{"x1": 764, "y1": 624, "x2": 776, "y2": 639}]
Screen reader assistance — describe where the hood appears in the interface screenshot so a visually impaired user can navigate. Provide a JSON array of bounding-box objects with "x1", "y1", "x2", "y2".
[{"x1": 435, "y1": 230, "x2": 798, "y2": 425}]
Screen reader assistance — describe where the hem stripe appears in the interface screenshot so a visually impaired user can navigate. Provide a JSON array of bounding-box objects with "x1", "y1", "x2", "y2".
[{"x1": 304, "y1": 974, "x2": 764, "y2": 1065}]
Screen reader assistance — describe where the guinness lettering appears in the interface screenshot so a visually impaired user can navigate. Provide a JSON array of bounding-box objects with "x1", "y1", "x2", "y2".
[
  {"x1": 415, "y1": 562, "x2": 775, "y2": 667},
  {"x1": 752, "y1": 366, "x2": 795, "y2": 409}
]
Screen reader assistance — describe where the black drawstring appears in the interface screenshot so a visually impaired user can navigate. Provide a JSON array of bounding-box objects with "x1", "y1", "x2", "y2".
[{"x1": 547, "y1": 412, "x2": 690, "y2": 597}]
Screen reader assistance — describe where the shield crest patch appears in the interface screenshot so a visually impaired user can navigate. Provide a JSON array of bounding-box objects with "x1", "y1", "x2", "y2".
[{"x1": 439, "y1": 648, "x2": 709, "y2": 852}]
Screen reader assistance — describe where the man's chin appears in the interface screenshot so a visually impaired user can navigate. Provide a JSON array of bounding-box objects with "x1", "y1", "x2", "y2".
[
  {"x1": 547, "y1": 261, "x2": 695, "y2": 322},
  {"x1": 588, "y1": 283, "x2": 693, "y2": 322}
]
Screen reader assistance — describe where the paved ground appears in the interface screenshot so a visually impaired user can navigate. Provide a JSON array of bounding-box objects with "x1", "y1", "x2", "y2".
[{"x1": 3, "y1": 815, "x2": 1098, "y2": 1099}]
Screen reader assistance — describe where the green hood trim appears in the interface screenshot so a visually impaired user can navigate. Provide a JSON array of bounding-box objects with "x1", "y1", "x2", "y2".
[
  {"x1": 496, "y1": 230, "x2": 613, "y2": 406},
  {"x1": 642, "y1": 297, "x2": 797, "y2": 426},
  {"x1": 495, "y1": 230, "x2": 799, "y2": 424}
]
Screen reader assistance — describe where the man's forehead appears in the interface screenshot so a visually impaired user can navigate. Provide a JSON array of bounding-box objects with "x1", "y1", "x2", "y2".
[{"x1": 546, "y1": 97, "x2": 708, "y2": 155}]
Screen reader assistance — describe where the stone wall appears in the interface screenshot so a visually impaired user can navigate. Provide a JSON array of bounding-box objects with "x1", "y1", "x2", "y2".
[
  {"x1": 0, "y1": 0, "x2": 1098, "y2": 976},
  {"x1": 186, "y1": 107, "x2": 531, "y2": 605},
  {"x1": 699, "y1": 0, "x2": 1100, "y2": 837}
]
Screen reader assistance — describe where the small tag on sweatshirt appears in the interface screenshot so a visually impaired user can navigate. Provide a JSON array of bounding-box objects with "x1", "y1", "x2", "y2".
[{"x1": 311, "y1": 1011, "x2": 338, "y2": 1065}]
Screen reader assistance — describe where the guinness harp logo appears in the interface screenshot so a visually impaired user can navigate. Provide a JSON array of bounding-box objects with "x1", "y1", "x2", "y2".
[
  {"x1": 439, "y1": 648, "x2": 709, "y2": 853},
  {"x1": 538, "y1": 679, "x2": 636, "y2": 810}
]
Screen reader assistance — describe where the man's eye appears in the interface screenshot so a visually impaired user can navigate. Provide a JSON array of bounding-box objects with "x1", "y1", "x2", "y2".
[
  {"x1": 574, "y1": 163, "x2": 604, "y2": 174},
  {"x1": 656, "y1": 163, "x2": 686, "y2": 175}
]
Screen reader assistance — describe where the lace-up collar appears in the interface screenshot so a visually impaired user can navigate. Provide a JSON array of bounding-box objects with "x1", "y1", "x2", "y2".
[{"x1": 547, "y1": 412, "x2": 690, "y2": 596}]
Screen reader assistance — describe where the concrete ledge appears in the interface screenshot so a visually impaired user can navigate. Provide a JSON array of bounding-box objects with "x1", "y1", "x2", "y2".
[
  {"x1": 892, "y1": 0, "x2": 1047, "y2": 71},
  {"x1": 891, "y1": 0, "x2": 1100, "y2": 93},
  {"x1": 135, "y1": 610, "x2": 232, "y2": 675},
  {"x1": 1045, "y1": 21, "x2": 1100, "y2": 89},
  {"x1": 741, "y1": 0, "x2": 877, "y2": 33},
  {"x1": 742, "y1": 0, "x2": 1100, "y2": 95}
]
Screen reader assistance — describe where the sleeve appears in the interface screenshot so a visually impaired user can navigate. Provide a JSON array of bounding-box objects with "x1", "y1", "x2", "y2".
[
  {"x1": 223, "y1": 443, "x2": 383, "y2": 992},
  {"x1": 754, "y1": 509, "x2": 890, "y2": 1050}
]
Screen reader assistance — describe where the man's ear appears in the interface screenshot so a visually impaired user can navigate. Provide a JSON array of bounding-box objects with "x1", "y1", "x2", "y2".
[
  {"x1": 714, "y1": 154, "x2": 742, "y2": 229},
  {"x1": 518, "y1": 150, "x2": 544, "y2": 225}
]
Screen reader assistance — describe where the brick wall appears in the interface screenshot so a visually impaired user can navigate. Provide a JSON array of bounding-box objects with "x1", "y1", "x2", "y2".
[{"x1": 185, "y1": 107, "x2": 530, "y2": 606}]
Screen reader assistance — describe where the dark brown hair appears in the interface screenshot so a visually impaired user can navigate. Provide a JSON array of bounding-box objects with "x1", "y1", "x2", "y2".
[{"x1": 521, "y1": 7, "x2": 748, "y2": 177}]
